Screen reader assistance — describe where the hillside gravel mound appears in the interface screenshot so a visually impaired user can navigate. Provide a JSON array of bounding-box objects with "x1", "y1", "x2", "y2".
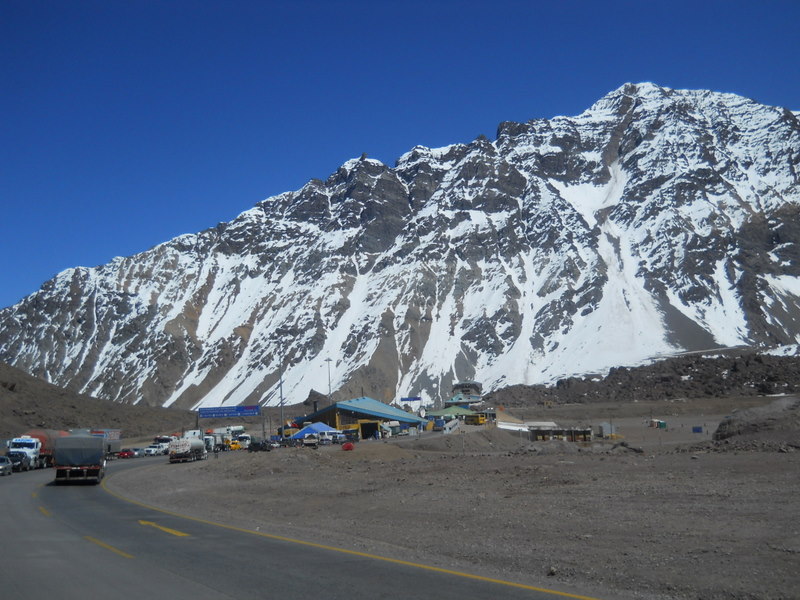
[{"x1": 711, "y1": 396, "x2": 800, "y2": 450}]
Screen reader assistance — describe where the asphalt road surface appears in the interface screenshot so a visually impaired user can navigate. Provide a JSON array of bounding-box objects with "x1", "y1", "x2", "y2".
[{"x1": 0, "y1": 459, "x2": 603, "y2": 600}]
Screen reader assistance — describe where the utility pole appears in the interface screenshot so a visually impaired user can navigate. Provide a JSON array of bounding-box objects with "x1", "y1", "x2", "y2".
[
  {"x1": 325, "y1": 357, "x2": 333, "y2": 405},
  {"x1": 278, "y1": 344, "x2": 285, "y2": 439}
]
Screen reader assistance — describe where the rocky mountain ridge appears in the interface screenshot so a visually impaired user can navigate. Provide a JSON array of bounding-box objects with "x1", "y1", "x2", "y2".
[
  {"x1": 485, "y1": 352, "x2": 800, "y2": 408},
  {"x1": 1, "y1": 82, "x2": 798, "y2": 409}
]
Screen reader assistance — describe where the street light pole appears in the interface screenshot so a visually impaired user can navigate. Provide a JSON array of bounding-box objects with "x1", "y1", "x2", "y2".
[
  {"x1": 278, "y1": 345, "x2": 285, "y2": 439},
  {"x1": 325, "y1": 357, "x2": 332, "y2": 405}
]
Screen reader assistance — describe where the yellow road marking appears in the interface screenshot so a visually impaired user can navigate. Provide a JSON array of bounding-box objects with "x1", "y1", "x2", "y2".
[
  {"x1": 84, "y1": 536, "x2": 134, "y2": 559},
  {"x1": 33, "y1": 482, "x2": 49, "y2": 500},
  {"x1": 139, "y1": 519, "x2": 190, "y2": 537},
  {"x1": 103, "y1": 474, "x2": 603, "y2": 599},
  {"x1": 38, "y1": 506, "x2": 51, "y2": 517}
]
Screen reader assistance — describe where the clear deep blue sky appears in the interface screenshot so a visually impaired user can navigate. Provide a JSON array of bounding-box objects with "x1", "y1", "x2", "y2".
[{"x1": 2, "y1": 0, "x2": 798, "y2": 309}]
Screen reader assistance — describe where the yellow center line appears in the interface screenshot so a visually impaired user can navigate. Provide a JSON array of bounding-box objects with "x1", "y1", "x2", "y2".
[
  {"x1": 32, "y1": 482, "x2": 48, "y2": 499},
  {"x1": 38, "y1": 506, "x2": 51, "y2": 517},
  {"x1": 84, "y1": 536, "x2": 134, "y2": 559},
  {"x1": 139, "y1": 520, "x2": 190, "y2": 537}
]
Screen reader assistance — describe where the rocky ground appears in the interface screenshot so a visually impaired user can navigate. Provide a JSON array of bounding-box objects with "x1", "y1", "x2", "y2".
[{"x1": 108, "y1": 395, "x2": 800, "y2": 600}]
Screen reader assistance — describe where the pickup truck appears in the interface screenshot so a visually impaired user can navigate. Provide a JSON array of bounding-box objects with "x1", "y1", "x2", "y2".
[{"x1": 302, "y1": 434, "x2": 319, "y2": 449}]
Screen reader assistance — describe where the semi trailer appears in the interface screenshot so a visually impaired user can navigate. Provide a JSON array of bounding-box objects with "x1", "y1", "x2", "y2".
[{"x1": 53, "y1": 435, "x2": 106, "y2": 484}]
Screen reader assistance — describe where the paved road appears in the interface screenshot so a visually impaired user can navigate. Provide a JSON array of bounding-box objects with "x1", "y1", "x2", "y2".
[{"x1": 0, "y1": 460, "x2": 602, "y2": 600}]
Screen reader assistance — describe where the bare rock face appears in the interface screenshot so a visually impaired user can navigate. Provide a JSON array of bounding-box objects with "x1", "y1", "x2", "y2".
[{"x1": 0, "y1": 83, "x2": 799, "y2": 409}]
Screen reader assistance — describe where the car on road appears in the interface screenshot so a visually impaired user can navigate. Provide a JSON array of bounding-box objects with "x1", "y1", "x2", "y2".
[
  {"x1": 131, "y1": 448, "x2": 144, "y2": 457},
  {"x1": 7, "y1": 451, "x2": 31, "y2": 472},
  {"x1": 144, "y1": 445, "x2": 161, "y2": 456},
  {"x1": 118, "y1": 449, "x2": 135, "y2": 459},
  {"x1": 0, "y1": 456, "x2": 13, "y2": 476}
]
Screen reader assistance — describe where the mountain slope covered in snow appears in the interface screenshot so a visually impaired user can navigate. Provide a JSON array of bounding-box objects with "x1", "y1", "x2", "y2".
[{"x1": 1, "y1": 82, "x2": 798, "y2": 408}]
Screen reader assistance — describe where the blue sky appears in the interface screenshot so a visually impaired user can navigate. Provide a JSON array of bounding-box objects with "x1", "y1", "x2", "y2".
[{"x1": 2, "y1": 0, "x2": 798, "y2": 309}]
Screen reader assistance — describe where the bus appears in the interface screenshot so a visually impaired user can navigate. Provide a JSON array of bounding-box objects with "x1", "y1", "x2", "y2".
[{"x1": 465, "y1": 414, "x2": 487, "y2": 426}]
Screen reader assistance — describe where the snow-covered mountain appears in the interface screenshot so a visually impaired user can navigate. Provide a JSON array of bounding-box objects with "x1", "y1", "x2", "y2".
[{"x1": 1, "y1": 83, "x2": 798, "y2": 409}]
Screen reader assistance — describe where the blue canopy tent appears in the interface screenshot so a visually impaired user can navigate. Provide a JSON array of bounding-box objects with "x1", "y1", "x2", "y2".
[{"x1": 289, "y1": 422, "x2": 341, "y2": 439}]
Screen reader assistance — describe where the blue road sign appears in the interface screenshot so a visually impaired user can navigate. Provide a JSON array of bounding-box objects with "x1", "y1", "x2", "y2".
[{"x1": 198, "y1": 405, "x2": 261, "y2": 418}]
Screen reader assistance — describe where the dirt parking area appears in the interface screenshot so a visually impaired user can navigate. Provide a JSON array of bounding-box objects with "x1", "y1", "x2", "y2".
[{"x1": 109, "y1": 396, "x2": 800, "y2": 600}]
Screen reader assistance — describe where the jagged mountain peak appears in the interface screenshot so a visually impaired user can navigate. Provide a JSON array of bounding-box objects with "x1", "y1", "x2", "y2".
[
  {"x1": 331, "y1": 153, "x2": 390, "y2": 181},
  {"x1": 1, "y1": 84, "x2": 798, "y2": 410},
  {"x1": 585, "y1": 81, "x2": 672, "y2": 112}
]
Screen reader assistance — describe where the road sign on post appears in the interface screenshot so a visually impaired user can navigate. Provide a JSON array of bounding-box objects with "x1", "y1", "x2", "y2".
[{"x1": 198, "y1": 406, "x2": 261, "y2": 419}]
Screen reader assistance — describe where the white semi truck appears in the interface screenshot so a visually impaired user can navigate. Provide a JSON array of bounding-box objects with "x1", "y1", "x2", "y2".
[
  {"x1": 6, "y1": 429, "x2": 68, "y2": 468},
  {"x1": 7, "y1": 436, "x2": 41, "y2": 468}
]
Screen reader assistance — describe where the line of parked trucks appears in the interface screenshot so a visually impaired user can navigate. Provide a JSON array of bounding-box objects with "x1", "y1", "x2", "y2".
[
  {"x1": 3, "y1": 425, "x2": 261, "y2": 483},
  {"x1": 4, "y1": 428, "x2": 118, "y2": 484},
  {"x1": 134, "y1": 427, "x2": 251, "y2": 464}
]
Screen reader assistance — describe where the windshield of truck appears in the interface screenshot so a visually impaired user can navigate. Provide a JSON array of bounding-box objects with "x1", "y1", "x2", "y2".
[{"x1": 10, "y1": 441, "x2": 35, "y2": 449}]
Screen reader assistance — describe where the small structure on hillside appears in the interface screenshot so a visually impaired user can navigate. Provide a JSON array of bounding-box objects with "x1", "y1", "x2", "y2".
[
  {"x1": 525, "y1": 421, "x2": 560, "y2": 440},
  {"x1": 445, "y1": 380, "x2": 483, "y2": 409},
  {"x1": 527, "y1": 422, "x2": 593, "y2": 442},
  {"x1": 597, "y1": 422, "x2": 614, "y2": 438},
  {"x1": 496, "y1": 414, "x2": 592, "y2": 442}
]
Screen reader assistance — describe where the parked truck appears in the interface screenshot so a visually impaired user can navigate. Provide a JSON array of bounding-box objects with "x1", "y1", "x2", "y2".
[
  {"x1": 168, "y1": 437, "x2": 207, "y2": 463},
  {"x1": 199, "y1": 431, "x2": 224, "y2": 451},
  {"x1": 208, "y1": 426, "x2": 245, "y2": 440},
  {"x1": 53, "y1": 435, "x2": 106, "y2": 484},
  {"x1": 6, "y1": 429, "x2": 69, "y2": 468},
  {"x1": 90, "y1": 428, "x2": 122, "y2": 460},
  {"x1": 152, "y1": 436, "x2": 175, "y2": 455},
  {"x1": 203, "y1": 428, "x2": 242, "y2": 451}
]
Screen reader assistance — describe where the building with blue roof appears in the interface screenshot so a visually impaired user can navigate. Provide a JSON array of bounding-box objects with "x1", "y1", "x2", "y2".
[{"x1": 294, "y1": 397, "x2": 427, "y2": 440}]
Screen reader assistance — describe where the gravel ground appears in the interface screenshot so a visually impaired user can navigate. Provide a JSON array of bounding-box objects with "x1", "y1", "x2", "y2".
[{"x1": 108, "y1": 397, "x2": 800, "y2": 600}]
